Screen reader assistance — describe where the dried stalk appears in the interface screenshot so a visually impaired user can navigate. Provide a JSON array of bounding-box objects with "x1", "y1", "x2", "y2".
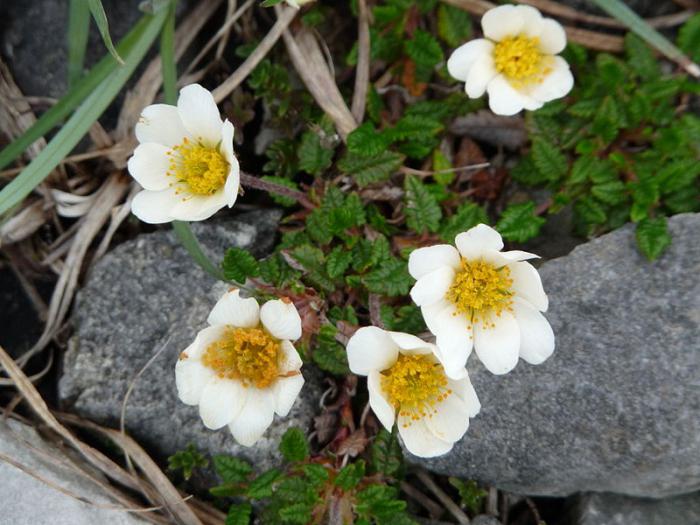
[
  {"x1": 351, "y1": 0, "x2": 371, "y2": 122},
  {"x1": 416, "y1": 469, "x2": 471, "y2": 525}
]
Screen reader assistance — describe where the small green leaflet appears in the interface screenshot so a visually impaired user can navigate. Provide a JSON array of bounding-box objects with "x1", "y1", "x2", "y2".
[
  {"x1": 636, "y1": 216, "x2": 671, "y2": 260},
  {"x1": 222, "y1": 247, "x2": 260, "y2": 283},
  {"x1": 496, "y1": 202, "x2": 545, "y2": 242}
]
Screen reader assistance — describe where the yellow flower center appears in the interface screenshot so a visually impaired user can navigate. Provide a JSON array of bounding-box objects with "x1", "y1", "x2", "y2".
[
  {"x1": 446, "y1": 259, "x2": 513, "y2": 326},
  {"x1": 201, "y1": 327, "x2": 280, "y2": 388},
  {"x1": 380, "y1": 354, "x2": 451, "y2": 425},
  {"x1": 168, "y1": 137, "x2": 228, "y2": 196},
  {"x1": 493, "y1": 35, "x2": 552, "y2": 86}
]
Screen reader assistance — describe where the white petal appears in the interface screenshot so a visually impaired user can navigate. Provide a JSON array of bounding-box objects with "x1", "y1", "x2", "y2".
[
  {"x1": 207, "y1": 289, "x2": 260, "y2": 328},
  {"x1": 127, "y1": 143, "x2": 172, "y2": 191},
  {"x1": 455, "y1": 224, "x2": 503, "y2": 261},
  {"x1": 538, "y1": 18, "x2": 567, "y2": 54},
  {"x1": 408, "y1": 244, "x2": 460, "y2": 279},
  {"x1": 346, "y1": 326, "x2": 398, "y2": 375},
  {"x1": 279, "y1": 340, "x2": 303, "y2": 374},
  {"x1": 170, "y1": 191, "x2": 229, "y2": 222},
  {"x1": 529, "y1": 56, "x2": 574, "y2": 103},
  {"x1": 130, "y1": 188, "x2": 177, "y2": 224},
  {"x1": 425, "y1": 394, "x2": 470, "y2": 443},
  {"x1": 274, "y1": 374, "x2": 304, "y2": 417},
  {"x1": 487, "y1": 75, "x2": 542, "y2": 116},
  {"x1": 513, "y1": 297, "x2": 555, "y2": 365},
  {"x1": 482, "y1": 5, "x2": 524, "y2": 41},
  {"x1": 260, "y1": 299, "x2": 302, "y2": 341},
  {"x1": 368, "y1": 370, "x2": 396, "y2": 430},
  {"x1": 175, "y1": 360, "x2": 215, "y2": 406},
  {"x1": 516, "y1": 5, "x2": 544, "y2": 38},
  {"x1": 183, "y1": 325, "x2": 230, "y2": 361},
  {"x1": 228, "y1": 389, "x2": 275, "y2": 446},
  {"x1": 500, "y1": 249, "x2": 540, "y2": 262},
  {"x1": 387, "y1": 331, "x2": 434, "y2": 355},
  {"x1": 398, "y1": 416, "x2": 453, "y2": 458},
  {"x1": 220, "y1": 120, "x2": 240, "y2": 208},
  {"x1": 135, "y1": 104, "x2": 190, "y2": 147},
  {"x1": 198, "y1": 378, "x2": 247, "y2": 429},
  {"x1": 448, "y1": 376, "x2": 481, "y2": 418},
  {"x1": 423, "y1": 301, "x2": 473, "y2": 379},
  {"x1": 177, "y1": 84, "x2": 223, "y2": 147},
  {"x1": 474, "y1": 310, "x2": 520, "y2": 375},
  {"x1": 447, "y1": 39, "x2": 494, "y2": 82},
  {"x1": 465, "y1": 55, "x2": 498, "y2": 98},
  {"x1": 410, "y1": 266, "x2": 454, "y2": 307},
  {"x1": 509, "y1": 261, "x2": 548, "y2": 311}
]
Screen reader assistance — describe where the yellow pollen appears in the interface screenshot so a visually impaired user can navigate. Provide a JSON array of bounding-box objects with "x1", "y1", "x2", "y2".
[
  {"x1": 168, "y1": 137, "x2": 228, "y2": 196},
  {"x1": 493, "y1": 35, "x2": 551, "y2": 86},
  {"x1": 446, "y1": 259, "x2": 513, "y2": 326},
  {"x1": 381, "y1": 354, "x2": 449, "y2": 424},
  {"x1": 201, "y1": 327, "x2": 280, "y2": 388}
]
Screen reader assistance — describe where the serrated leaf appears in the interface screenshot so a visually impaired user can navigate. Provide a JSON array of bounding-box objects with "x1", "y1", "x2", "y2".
[
  {"x1": 347, "y1": 122, "x2": 392, "y2": 157},
  {"x1": 405, "y1": 29, "x2": 444, "y2": 72},
  {"x1": 624, "y1": 33, "x2": 659, "y2": 80},
  {"x1": 279, "y1": 428, "x2": 309, "y2": 463},
  {"x1": 678, "y1": 13, "x2": 700, "y2": 61},
  {"x1": 404, "y1": 175, "x2": 442, "y2": 234},
  {"x1": 575, "y1": 197, "x2": 607, "y2": 225},
  {"x1": 298, "y1": 130, "x2": 333, "y2": 175},
  {"x1": 439, "y1": 202, "x2": 488, "y2": 242},
  {"x1": 278, "y1": 502, "x2": 315, "y2": 524},
  {"x1": 222, "y1": 247, "x2": 260, "y2": 283},
  {"x1": 338, "y1": 151, "x2": 404, "y2": 187},
  {"x1": 657, "y1": 158, "x2": 700, "y2": 193},
  {"x1": 261, "y1": 176, "x2": 299, "y2": 207},
  {"x1": 437, "y1": 3, "x2": 472, "y2": 47},
  {"x1": 247, "y1": 468, "x2": 282, "y2": 499},
  {"x1": 363, "y1": 258, "x2": 412, "y2": 297},
  {"x1": 591, "y1": 180, "x2": 627, "y2": 205},
  {"x1": 168, "y1": 444, "x2": 208, "y2": 481},
  {"x1": 496, "y1": 202, "x2": 545, "y2": 242},
  {"x1": 213, "y1": 455, "x2": 253, "y2": 484},
  {"x1": 313, "y1": 325, "x2": 350, "y2": 375},
  {"x1": 636, "y1": 216, "x2": 671, "y2": 260},
  {"x1": 302, "y1": 464, "x2": 330, "y2": 487},
  {"x1": 531, "y1": 137, "x2": 568, "y2": 182},
  {"x1": 327, "y1": 247, "x2": 353, "y2": 278},
  {"x1": 335, "y1": 460, "x2": 366, "y2": 490},
  {"x1": 448, "y1": 478, "x2": 487, "y2": 515},
  {"x1": 226, "y1": 503, "x2": 252, "y2": 525},
  {"x1": 370, "y1": 428, "x2": 403, "y2": 478}
]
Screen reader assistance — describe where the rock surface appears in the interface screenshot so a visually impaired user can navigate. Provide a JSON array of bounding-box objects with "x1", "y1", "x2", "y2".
[
  {"x1": 0, "y1": 418, "x2": 146, "y2": 524},
  {"x1": 576, "y1": 492, "x2": 700, "y2": 525},
  {"x1": 410, "y1": 213, "x2": 700, "y2": 498},
  {"x1": 59, "y1": 210, "x2": 322, "y2": 471}
]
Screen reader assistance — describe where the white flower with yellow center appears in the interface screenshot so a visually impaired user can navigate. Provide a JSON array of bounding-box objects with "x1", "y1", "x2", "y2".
[
  {"x1": 175, "y1": 289, "x2": 304, "y2": 446},
  {"x1": 447, "y1": 4, "x2": 573, "y2": 116},
  {"x1": 347, "y1": 327, "x2": 480, "y2": 458},
  {"x1": 408, "y1": 224, "x2": 554, "y2": 377},
  {"x1": 128, "y1": 84, "x2": 240, "y2": 223}
]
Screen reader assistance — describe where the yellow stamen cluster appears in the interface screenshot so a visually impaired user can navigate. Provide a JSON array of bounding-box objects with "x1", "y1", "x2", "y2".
[
  {"x1": 168, "y1": 137, "x2": 228, "y2": 196},
  {"x1": 447, "y1": 259, "x2": 513, "y2": 325},
  {"x1": 493, "y1": 35, "x2": 551, "y2": 86},
  {"x1": 202, "y1": 327, "x2": 280, "y2": 388},
  {"x1": 381, "y1": 354, "x2": 451, "y2": 426}
]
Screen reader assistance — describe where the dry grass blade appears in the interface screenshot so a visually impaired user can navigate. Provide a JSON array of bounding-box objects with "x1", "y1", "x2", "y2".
[
  {"x1": 277, "y1": 11, "x2": 357, "y2": 141},
  {"x1": 93, "y1": 183, "x2": 140, "y2": 261},
  {"x1": 0, "y1": 199, "x2": 48, "y2": 245},
  {"x1": 212, "y1": 4, "x2": 298, "y2": 103},
  {"x1": 351, "y1": 0, "x2": 370, "y2": 122},
  {"x1": 416, "y1": 469, "x2": 471, "y2": 525}
]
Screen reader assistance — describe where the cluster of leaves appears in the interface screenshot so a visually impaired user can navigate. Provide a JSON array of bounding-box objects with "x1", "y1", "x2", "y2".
[
  {"x1": 201, "y1": 428, "x2": 417, "y2": 525},
  {"x1": 511, "y1": 28, "x2": 700, "y2": 259}
]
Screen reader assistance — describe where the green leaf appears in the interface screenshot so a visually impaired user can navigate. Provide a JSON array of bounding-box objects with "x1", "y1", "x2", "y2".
[
  {"x1": 448, "y1": 478, "x2": 487, "y2": 515},
  {"x1": 657, "y1": 159, "x2": 700, "y2": 193},
  {"x1": 379, "y1": 304, "x2": 426, "y2": 334},
  {"x1": 370, "y1": 428, "x2": 403, "y2": 478},
  {"x1": 405, "y1": 29, "x2": 444, "y2": 76},
  {"x1": 591, "y1": 180, "x2": 627, "y2": 205},
  {"x1": 313, "y1": 325, "x2": 350, "y2": 375},
  {"x1": 437, "y1": 3, "x2": 472, "y2": 47},
  {"x1": 260, "y1": 176, "x2": 300, "y2": 207},
  {"x1": 439, "y1": 202, "x2": 488, "y2": 242},
  {"x1": 326, "y1": 247, "x2": 353, "y2": 279},
  {"x1": 531, "y1": 137, "x2": 568, "y2": 182},
  {"x1": 68, "y1": 0, "x2": 91, "y2": 87},
  {"x1": 347, "y1": 122, "x2": 392, "y2": 157},
  {"x1": 213, "y1": 455, "x2": 253, "y2": 484},
  {"x1": 363, "y1": 258, "x2": 412, "y2": 297},
  {"x1": 278, "y1": 502, "x2": 315, "y2": 524},
  {"x1": 302, "y1": 464, "x2": 330, "y2": 487},
  {"x1": 88, "y1": 0, "x2": 124, "y2": 64},
  {"x1": 279, "y1": 428, "x2": 310, "y2": 463},
  {"x1": 335, "y1": 460, "x2": 366, "y2": 490},
  {"x1": 678, "y1": 13, "x2": 700, "y2": 62},
  {"x1": 404, "y1": 176, "x2": 442, "y2": 234},
  {"x1": 0, "y1": 10, "x2": 167, "y2": 216},
  {"x1": 167, "y1": 444, "x2": 208, "y2": 481},
  {"x1": 247, "y1": 468, "x2": 282, "y2": 499},
  {"x1": 226, "y1": 503, "x2": 252, "y2": 525},
  {"x1": 496, "y1": 202, "x2": 545, "y2": 242},
  {"x1": 260, "y1": 253, "x2": 299, "y2": 287},
  {"x1": 222, "y1": 247, "x2": 260, "y2": 283},
  {"x1": 298, "y1": 130, "x2": 334, "y2": 175},
  {"x1": 624, "y1": 33, "x2": 659, "y2": 80},
  {"x1": 636, "y1": 216, "x2": 671, "y2": 260},
  {"x1": 338, "y1": 151, "x2": 404, "y2": 187},
  {"x1": 575, "y1": 197, "x2": 607, "y2": 225}
]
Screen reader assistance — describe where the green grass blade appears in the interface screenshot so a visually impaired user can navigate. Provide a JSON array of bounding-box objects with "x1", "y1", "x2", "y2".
[
  {"x1": 172, "y1": 221, "x2": 226, "y2": 281},
  {"x1": 590, "y1": 0, "x2": 700, "y2": 77},
  {"x1": 0, "y1": 9, "x2": 168, "y2": 217},
  {"x1": 88, "y1": 0, "x2": 125, "y2": 64},
  {"x1": 160, "y1": 0, "x2": 178, "y2": 105},
  {"x1": 68, "y1": 0, "x2": 91, "y2": 87},
  {"x1": 0, "y1": 16, "x2": 149, "y2": 171}
]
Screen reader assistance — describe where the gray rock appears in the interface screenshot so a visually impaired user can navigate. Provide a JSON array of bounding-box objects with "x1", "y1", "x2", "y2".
[
  {"x1": 59, "y1": 210, "x2": 322, "y2": 472},
  {"x1": 576, "y1": 492, "x2": 700, "y2": 525},
  {"x1": 411, "y1": 213, "x2": 700, "y2": 498},
  {"x1": 0, "y1": 418, "x2": 146, "y2": 524}
]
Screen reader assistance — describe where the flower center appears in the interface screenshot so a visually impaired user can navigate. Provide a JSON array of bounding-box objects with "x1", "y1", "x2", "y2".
[
  {"x1": 380, "y1": 354, "x2": 451, "y2": 424},
  {"x1": 446, "y1": 259, "x2": 513, "y2": 324},
  {"x1": 201, "y1": 327, "x2": 280, "y2": 388},
  {"x1": 493, "y1": 35, "x2": 551, "y2": 85},
  {"x1": 168, "y1": 138, "x2": 228, "y2": 196}
]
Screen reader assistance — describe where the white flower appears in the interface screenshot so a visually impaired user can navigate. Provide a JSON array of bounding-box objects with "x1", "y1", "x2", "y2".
[
  {"x1": 285, "y1": 0, "x2": 314, "y2": 8},
  {"x1": 175, "y1": 289, "x2": 304, "y2": 447},
  {"x1": 346, "y1": 327, "x2": 480, "y2": 458},
  {"x1": 447, "y1": 4, "x2": 573, "y2": 116},
  {"x1": 408, "y1": 224, "x2": 554, "y2": 377},
  {"x1": 128, "y1": 84, "x2": 240, "y2": 224}
]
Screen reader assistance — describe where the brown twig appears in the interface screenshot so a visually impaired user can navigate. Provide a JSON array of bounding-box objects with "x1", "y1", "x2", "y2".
[
  {"x1": 240, "y1": 171, "x2": 313, "y2": 207},
  {"x1": 400, "y1": 480, "x2": 445, "y2": 519},
  {"x1": 416, "y1": 469, "x2": 471, "y2": 525},
  {"x1": 351, "y1": 0, "x2": 371, "y2": 123}
]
